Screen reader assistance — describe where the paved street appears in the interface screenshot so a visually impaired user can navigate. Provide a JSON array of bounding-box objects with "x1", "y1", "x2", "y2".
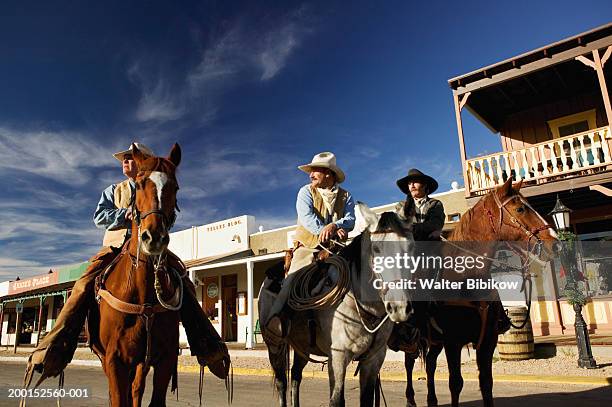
[{"x1": 0, "y1": 362, "x2": 610, "y2": 406}]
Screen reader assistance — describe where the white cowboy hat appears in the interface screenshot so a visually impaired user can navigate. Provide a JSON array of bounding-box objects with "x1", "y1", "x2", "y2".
[
  {"x1": 298, "y1": 152, "x2": 346, "y2": 183},
  {"x1": 113, "y1": 142, "x2": 155, "y2": 162}
]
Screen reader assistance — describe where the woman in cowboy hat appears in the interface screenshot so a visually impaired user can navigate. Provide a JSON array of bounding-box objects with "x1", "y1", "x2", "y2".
[
  {"x1": 265, "y1": 152, "x2": 355, "y2": 340},
  {"x1": 396, "y1": 168, "x2": 445, "y2": 241}
]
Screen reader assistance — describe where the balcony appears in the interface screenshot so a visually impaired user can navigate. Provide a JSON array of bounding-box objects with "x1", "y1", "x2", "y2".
[{"x1": 465, "y1": 126, "x2": 612, "y2": 197}]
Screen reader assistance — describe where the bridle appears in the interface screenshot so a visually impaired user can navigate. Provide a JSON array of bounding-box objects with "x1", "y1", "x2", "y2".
[
  {"x1": 490, "y1": 192, "x2": 553, "y2": 245},
  {"x1": 486, "y1": 191, "x2": 556, "y2": 329}
]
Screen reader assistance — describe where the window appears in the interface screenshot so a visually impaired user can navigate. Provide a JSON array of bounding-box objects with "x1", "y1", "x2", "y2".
[
  {"x1": 558, "y1": 120, "x2": 589, "y2": 137},
  {"x1": 447, "y1": 213, "x2": 461, "y2": 222},
  {"x1": 547, "y1": 109, "x2": 597, "y2": 139}
]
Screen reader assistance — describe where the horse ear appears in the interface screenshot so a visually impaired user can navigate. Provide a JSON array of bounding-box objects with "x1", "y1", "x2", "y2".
[
  {"x1": 132, "y1": 143, "x2": 146, "y2": 166},
  {"x1": 356, "y1": 201, "x2": 379, "y2": 233},
  {"x1": 168, "y1": 143, "x2": 181, "y2": 167},
  {"x1": 513, "y1": 179, "x2": 523, "y2": 192},
  {"x1": 497, "y1": 177, "x2": 513, "y2": 197}
]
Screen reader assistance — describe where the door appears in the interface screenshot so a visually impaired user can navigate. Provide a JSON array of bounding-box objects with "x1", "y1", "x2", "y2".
[{"x1": 221, "y1": 274, "x2": 238, "y2": 341}]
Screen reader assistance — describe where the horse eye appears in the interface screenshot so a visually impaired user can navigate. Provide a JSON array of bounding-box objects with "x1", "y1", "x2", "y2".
[{"x1": 516, "y1": 206, "x2": 525, "y2": 213}]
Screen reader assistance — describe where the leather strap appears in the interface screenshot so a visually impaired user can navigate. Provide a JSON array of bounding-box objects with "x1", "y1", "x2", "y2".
[{"x1": 98, "y1": 288, "x2": 168, "y2": 316}]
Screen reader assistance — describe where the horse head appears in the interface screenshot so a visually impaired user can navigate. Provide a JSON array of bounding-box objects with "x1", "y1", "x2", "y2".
[
  {"x1": 131, "y1": 143, "x2": 181, "y2": 256},
  {"x1": 357, "y1": 202, "x2": 414, "y2": 323},
  {"x1": 484, "y1": 178, "x2": 560, "y2": 261}
]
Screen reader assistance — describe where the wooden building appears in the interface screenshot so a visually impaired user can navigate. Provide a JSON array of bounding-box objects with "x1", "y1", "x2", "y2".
[{"x1": 449, "y1": 23, "x2": 612, "y2": 335}]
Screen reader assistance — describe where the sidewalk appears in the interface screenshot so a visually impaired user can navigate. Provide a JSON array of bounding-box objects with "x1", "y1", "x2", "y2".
[{"x1": 3, "y1": 345, "x2": 611, "y2": 386}]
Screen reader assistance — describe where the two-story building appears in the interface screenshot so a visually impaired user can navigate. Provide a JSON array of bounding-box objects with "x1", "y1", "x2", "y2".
[{"x1": 449, "y1": 23, "x2": 612, "y2": 336}]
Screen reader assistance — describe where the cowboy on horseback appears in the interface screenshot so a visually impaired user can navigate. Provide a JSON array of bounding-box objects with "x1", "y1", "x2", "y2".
[
  {"x1": 387, "y1": 168, "x2": 445, "y2": 353},
  {"x1": 389, "y1": 169, "x2": 511, "y2": 356},
  {"x1": 25, "y1": 142, "x2": 230, "y2": 384},
  {"x1": 265, "y1": 152, "x2": 355, "y2": 340}
]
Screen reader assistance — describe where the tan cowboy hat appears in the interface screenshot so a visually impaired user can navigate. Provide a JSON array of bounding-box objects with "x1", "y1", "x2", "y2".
[
  {"x1": 397, "y1": 168, "x2": 439, "y2": 195},
  {"x1": 113, "y1": 142, "x2": 155, "y2": 162},
  {"x1": 298, "y1": 152, "x2": 346, "y2": 183}
]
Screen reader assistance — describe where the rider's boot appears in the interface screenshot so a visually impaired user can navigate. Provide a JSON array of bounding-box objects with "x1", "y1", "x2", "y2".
[
  {"x1": 176, "y1": 267, "x2": 231, "y2": 379},
  {"x1": 24, "y1": 247, "x2": 116, "y2": 387},
  {"x1": 265, "y1": 310, "x2": 292, "y2": 345}
]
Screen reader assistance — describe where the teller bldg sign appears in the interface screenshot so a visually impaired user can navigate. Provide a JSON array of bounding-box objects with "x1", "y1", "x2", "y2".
[{"x1": 169, "y1": 215, "x2": 258, "y2": 261}]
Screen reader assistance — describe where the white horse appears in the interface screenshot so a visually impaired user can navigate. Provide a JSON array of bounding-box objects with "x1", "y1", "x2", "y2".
[{"x1": 259, "y1": 203, "x2": 415, "y2": 407}]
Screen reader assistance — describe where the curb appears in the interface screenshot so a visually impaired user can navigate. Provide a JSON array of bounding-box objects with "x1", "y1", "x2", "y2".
[
  {"x1": 178, "y1": 365, "x2": 612, "y2": 386},
  {"x1": 3, "y1": 357, "x2": 610, "y2": 387}
]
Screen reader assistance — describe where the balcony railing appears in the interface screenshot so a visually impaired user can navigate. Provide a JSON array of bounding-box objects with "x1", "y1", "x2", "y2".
[{"x1": 465, "y1": 126, "x2": 612, "y2": 195}]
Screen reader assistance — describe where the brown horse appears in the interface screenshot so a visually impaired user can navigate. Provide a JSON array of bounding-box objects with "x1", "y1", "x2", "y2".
[
  {"x1": 404, "y1": 178, "x2": 559, "y2": 407},
  {"x1": 89, "y1": 144, "x2": 183, "y2": 407}
]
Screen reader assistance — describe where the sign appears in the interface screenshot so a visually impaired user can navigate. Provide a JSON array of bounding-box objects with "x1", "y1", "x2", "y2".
[
  {"x1": 169, "y1": 215, "x2": 258, "y2": 261},
  {"x1": 237, "y1": 292, "x2": 247, "y2": 315},
  {"x1": 16, "y1": 303, "x2": 23, "y2": 313},
  {"x1": 9, "y1": 272, "x2": 59, "y2": 295},
  {"x1": 207, "y1": 283, "x2": 219, "y2": 299}
]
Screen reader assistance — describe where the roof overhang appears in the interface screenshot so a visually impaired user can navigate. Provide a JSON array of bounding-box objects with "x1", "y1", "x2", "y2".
[{"x1": 448, "y1": 23, "x2": 612, "y2": 132}]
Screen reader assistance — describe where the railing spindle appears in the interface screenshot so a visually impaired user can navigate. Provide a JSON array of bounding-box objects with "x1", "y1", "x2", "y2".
[
  {"x1": 558, "y1": 139, "x2": 569, "y2": 172},
  {"x1": 539, "y1": 144, "x2": 549, "y2": 175}
]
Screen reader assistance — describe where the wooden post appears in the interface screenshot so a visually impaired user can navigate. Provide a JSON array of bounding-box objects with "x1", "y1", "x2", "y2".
[
  {"x1": 576, "y1": 47, "x2": 612, "y2": 128},
  {"x1": 0, "y1": 303, "x2": 4, "y2": 346},
  {"x1": 14, "y1": 305, "x2": 22, "y2": 354},
  {"x1": 245, "y1": 260, "x2": 254, "y2": 349},
  {"x1": 36, "y1": 296, "x2": 46, "y2": 347},
  {"x1": 453, "y1": 91, "x2": 471, "y2": 197}
]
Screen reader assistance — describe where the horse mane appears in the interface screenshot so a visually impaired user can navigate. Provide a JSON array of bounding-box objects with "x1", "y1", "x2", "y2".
[
  {"x1": 138, "y1": 156, "x2": 177, "y2": 175},
  {"x1": 448, "y1": 202, "x2": 476, "y2": 241},
  {"x1": 376, "y1": 211, "x2": 411, "y2": 235}
]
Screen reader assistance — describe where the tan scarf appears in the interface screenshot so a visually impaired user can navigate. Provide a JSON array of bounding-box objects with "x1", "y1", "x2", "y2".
[{"x1": 317, "y1": 184, "x2": 339, "y2": 221}]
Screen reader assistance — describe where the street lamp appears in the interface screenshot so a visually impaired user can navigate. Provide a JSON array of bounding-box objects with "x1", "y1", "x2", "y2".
[
  {"x1": 548, "y1": 195, "x2": 572, "y2": 231},
  {"x1": 549, "y1": 195, "x2": 597, "y2": 369}
]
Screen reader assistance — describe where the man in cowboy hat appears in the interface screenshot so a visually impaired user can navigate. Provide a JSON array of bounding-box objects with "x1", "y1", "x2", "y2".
[
  {"x1": 387, "y1": 168, "x2": 446, "y2": 354},
  {"x1": 26, "y1": 142, "x2": 230, "y2": 386},
  {"x1": 265, "y1": 152, "x2": 355, "y2": 339},
  {"x1": 396, "y1": 168, "x2": 445, "y2": 241}
]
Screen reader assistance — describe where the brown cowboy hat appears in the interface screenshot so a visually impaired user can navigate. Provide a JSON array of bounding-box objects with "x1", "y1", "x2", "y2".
[{"x1": 396, "y1": 168, "x2": 439, "y2": 195}]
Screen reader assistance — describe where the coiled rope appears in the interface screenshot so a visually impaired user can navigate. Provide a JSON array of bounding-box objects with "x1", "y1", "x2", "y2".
[{"x1": 287, "y1": 254, "x2": 351, "y2": 311}]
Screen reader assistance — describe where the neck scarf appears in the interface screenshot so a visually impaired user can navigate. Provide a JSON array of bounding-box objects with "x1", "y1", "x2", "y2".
[
  {"x1": 317, "y1": 184, "x2": 339, "y2": 221},
  {"x1": 414, "y1": 196, "x2": 429, "y2": 212}
]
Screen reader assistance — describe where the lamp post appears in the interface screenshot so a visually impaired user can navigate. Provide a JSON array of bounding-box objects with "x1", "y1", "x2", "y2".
[{"x1": 549, "y1": 195, "x2": 597, "y2": 368}]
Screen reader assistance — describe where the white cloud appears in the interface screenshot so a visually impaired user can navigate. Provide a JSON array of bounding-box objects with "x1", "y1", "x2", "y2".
[
  {"x1": 131, "y1": 6, "x2": 314, "y2": 123},
  {"x1": 0, "y1": 127, "x2": 117, "y2": 185},
  {"x1": 179, "y1": 145, "x2": 301, "y2": 200},
  {"x1": 128, "y1": 63, "x2": 187, "y2": 122}
]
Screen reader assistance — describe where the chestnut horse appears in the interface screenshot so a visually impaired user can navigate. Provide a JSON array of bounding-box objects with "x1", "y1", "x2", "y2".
[
  {"x1": 90, "y1": 144, "x2": 183, "y2": 407},
  {"x1": 404, "y1": 178, "x2": 559, "y2": 407}
]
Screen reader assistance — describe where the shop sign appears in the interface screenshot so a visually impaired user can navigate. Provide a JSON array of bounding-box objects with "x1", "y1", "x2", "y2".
[
  {"x1": 207, "y1": 283, "x2": 219, "y2": 299},
  {"x1": 16, "y1": 303, "x2": 23, "y2": 313},
  {"x1": 9, "y1": 272, "x2": 59, "y2": 295}
]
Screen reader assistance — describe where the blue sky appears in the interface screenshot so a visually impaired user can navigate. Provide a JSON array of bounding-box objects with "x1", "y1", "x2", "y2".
[{"x1": 1, "y1": 1, "x2": 610, "y2": 280}]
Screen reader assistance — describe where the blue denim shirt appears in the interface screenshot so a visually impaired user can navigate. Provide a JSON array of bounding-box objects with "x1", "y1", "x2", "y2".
[
  {"x1": 93, "y1": 180, "x2": 135, "y2": 231},
  {"x1": 296, "y1": 184, "x2": 356, "y2": 235}
]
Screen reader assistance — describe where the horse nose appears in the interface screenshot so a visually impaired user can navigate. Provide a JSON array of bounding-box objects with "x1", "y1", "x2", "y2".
[
  {"x1": 141, "y1": 229, "x2": 168, "y2": 246},
  {"x1": 141, "y1": 229, "x2": 153, "y2": 244},
  {"x1": 386, "y1": 302, "x2": 393, "y2": 314}
]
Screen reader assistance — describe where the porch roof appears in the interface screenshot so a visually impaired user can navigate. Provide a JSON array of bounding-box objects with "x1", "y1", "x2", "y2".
[{"x1": 448, "y1": 23, "x2": 612, "y2": 132}]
